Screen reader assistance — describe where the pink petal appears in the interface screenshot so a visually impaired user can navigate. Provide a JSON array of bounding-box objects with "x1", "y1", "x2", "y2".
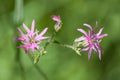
[
  {"x1": 18, "y1": 45, "x2": 29, "y2": 53},
  {"x1": 25, "y1": 48, "x2": 29, "y2": 53},
  {"x1": 35, "y1": 28, "x2": 48, "y2": 40},
  {"x1": 17, "y1": 28, "x2": 23, "y2": 35},
  {"x1": 98, "y1": 49, "x2": 101, "y2": 60},
  {"x1": 18, "y1": 43, "x2": 31, "y2": 53},
  {"x1": 75, "y1": 37, "x2": 86, "y2": 42},
  {"x1": 23, "y1": 23, "x2": 30, "y2": 33},
  {"x1": 80, "y1": 47, "x2": 89, "y2": 52},
  {"x1": 17, "y1": 28, "x2": 29, "y2": 42},
  {"x1": 15, "y1": 37, "x2": 24, "y2": 41},
  {"x1": 92, "y1": 21, "x2": 98, "y2": 31},
  {"x1": 83, "y1": 23, "x2": 92, "y2": 30},
  {"x1": 95, "y1": 43, "x2": 101, "y2": 60},
  {"x1": 98, "y1": 34, "x2": 108, "y2": 39},
  {"x1": 52, "y1": 15, "x2": 60, "y2": 22},
  {"x1": 77, "y1": 29, "x2": 88, "y2": 37},
  {"x1": 30, "y1": 42, "x2": 38, "y2": 53},
  {"x1": 30, "y1": 47, "x2": 35, "y2": 53},
  {"x1": 39, "y1": 28, "x2": 48, "y2": 36},
  {"x1": 36, "y1": 36, "x2": 49, "y2": 41},
  {"x1": 97, "y1": 27, "x2": 104, "y2": 36},
  {"x1": 35, "y1": 29, "x2": 39, "y2": 36},
  {"x1": 40, "y1": 37, "x2": 49, "y2": 40},
  {"x1": 92, "y1": 46, "x2": 97, "y2": 52},
  {"x1": 88, "y1": 47, "x2": 92, "y2": 60},
  {"x1": 17, "y1": 28, "x2": 26, "y2": 38},
  {"x1": 31, "y1": 20, "x2": 35, "y2": 33}
]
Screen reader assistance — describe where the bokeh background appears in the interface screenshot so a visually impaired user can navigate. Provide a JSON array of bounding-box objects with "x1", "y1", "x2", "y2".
[{"x1": 0, "y1": 0, "x2": 120, "y2": 80}]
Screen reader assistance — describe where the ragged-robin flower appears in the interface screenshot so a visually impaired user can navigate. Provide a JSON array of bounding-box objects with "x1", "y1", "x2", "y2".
[
  {"x1": 15, "y1": 20, "x2": 49, "y2": 53},
  {"x1": 52, "y1": 15, "x2": 62, "y2": 32},
  {"x1": 75, "y1": 22, "x2": 108, "y2": 60}
]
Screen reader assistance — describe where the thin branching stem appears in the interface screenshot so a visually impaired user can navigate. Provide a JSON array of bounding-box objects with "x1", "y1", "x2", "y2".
[
  {"x1": 44, "y1": 32, "x2": 56, "y2": 49},
  {"x1": 13, "y1": 0, "x2": 25, "y2": 80},
  {"x1": 28, "y1": 54, "x2": 48, "y2": 80}
]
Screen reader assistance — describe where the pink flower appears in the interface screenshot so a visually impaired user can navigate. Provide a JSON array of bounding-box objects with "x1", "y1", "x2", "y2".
[
  {"x1": 52, "y1": 15, "x2": 62, "y2": 32},
  {"x1": 15, "y1": 20, "x2": 49, "y2": 53},
  {"x1": 75, "y1": 22, "x2": 108, "y2": 60}
]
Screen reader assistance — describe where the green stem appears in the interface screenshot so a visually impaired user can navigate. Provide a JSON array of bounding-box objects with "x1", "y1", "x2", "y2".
[
  {"x1": 34, "y1": 64, "x2": 48, "y2": 80},
  {"x1": 52, "y1": 40, "x2": 73, "y2": 49},
  {"x1": 51, "y1": 40, "x2": 81, "y2": 55},
  {"x1": 28, "y1": 54, "x2": 48, "y2": 80},
  {"x1": 13, "y1": 0, "x2": 25, "y2": 80},
  {"x1": 44, "y1": 32, "x2": 56, "y2": 49}
]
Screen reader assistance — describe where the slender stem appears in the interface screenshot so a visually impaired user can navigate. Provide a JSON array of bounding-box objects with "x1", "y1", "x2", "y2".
[
  {"x1": 52, "y1": 40, "x2": 82, "y2": 55},
  {"x1": 28, "y1": 54, "x2": 48, "y2": 80},
  {"x1": 27, "y1": 31, "x2": 58, "y2": 79},
  {"x1": 34, "y1": 65, "x2": 48, "y2": 80},
  {"x1": 16, "y1": 54, "x2": 25, "y2": 80},
  {"x1": 13, "y1": 0, "x2": 25, "y2": 80},
  {"x1": 14, "y1": 39, "x2": 25, "y2": 80},
  {"x1": 44, "y1": 32, "x2": 56, "y2": 49},
  {"x1": 51, "y1": 40, "x2": 73, "y2": 49},
  {"x1": 14, "y1": 25, "x2": 26, "y2": 80}
]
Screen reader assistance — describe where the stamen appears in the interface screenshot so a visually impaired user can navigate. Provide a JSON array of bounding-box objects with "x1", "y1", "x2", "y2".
[{"x1": 82, "y1": 40, "x2": 89, "y2": 47}]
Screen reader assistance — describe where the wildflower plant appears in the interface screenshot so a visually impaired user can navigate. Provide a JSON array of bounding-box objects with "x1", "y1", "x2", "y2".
[
  {"x1": 15, "y1": 20, "x2": 49, "y2": 63},
  {"x1": 15, "y1": 15, "x2": 108, "y2": 63},
  {"x1": 15, "y1": 15, "x2": 63, "y2": 63}
]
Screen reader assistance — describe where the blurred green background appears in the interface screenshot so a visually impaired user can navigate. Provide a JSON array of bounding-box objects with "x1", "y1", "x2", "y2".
[{"x1": 0, "y1": 0, "x2": 120, "y2": 80}]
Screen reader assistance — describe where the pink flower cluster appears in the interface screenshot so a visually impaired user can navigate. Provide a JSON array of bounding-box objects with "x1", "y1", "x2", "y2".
[
  {"x1": 15, "y1": 20, "x2": 49, "y2": 53},
  {"x1": 52, "y1": 15, "x2": 62, "y2": 32},
  {"x1": 75, "y1": 22, "x2": 108, "y2": 60}
]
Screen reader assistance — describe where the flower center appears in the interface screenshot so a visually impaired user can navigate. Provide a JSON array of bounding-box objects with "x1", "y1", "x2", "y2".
[
  {"x1": 89, "y1": 39, "x2": 94, "y2": 44},
  {"x1": 29, "y1": 37, "x2": 36, "y2": 43},
  {"x1": 82, "y1": 38, "x2": 95, "y2": 47},
  {"x1": 82, "y1": 40, "x2": 89, "y2": 47}
]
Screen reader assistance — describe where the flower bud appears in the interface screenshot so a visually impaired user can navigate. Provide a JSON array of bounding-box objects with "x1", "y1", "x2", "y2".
[{"x1": 52, "y1": 15, "x2": 62, "y2": 32}]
